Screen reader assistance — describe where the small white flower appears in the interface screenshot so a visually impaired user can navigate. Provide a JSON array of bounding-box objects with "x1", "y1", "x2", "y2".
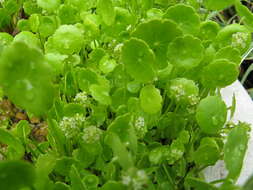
[
  {"x1": 122, "y1": 176, "x2": 132, "y2": 185},
  {"x1": 122, "y1": 169, "x2": 148, "y2": 190},
  {"x1": 82, "y1": 126, "x2": 102, "y2": 144},
  {"x1": 59, "y1": 114, "x2": 85, "y2": 138},
  {"x1": 74, "y1": 92, "x2": 88, "y2": 106},
  {"x1": 134, "y1": 117, "x2": 147, "y2": 138},
  {"x1": 232, "y1": 32, "x2": 248, "y2": 49}
]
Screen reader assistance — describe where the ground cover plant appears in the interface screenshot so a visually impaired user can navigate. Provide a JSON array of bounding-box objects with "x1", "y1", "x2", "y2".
[{"x1": 1, "y1": 0, "x2": 253, "y2": 189}]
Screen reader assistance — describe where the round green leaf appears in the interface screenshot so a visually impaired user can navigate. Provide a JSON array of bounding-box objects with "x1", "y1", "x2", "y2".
[
  {"x1": 38, "y1": 16, "x2": 58, "y2": 38},
  {"x1": 58, "y1": 4, "x2": 79, "y2": 25},
  {"x1": 122, "y1": 38, "x2": 155, "y2": 83},
  {"x1": 132, "y1": 19, "x2": 182, "y2": 69},
  {"x1": 215, "y1": 46, "x2": 241, "y2": 66},
  {"x1": 201, "y1": 59, "x2": 239, "y2": 88},
  {"x1": 203, "y1": 0, "x2": 235, "y2": 10},
  {"x1": 0, "y1": 32, "x2": 13, "y2": 45},
  {"x1": 196, "y1": 96, "x2": 227, "y2": 134},
  {"x1": 83, "y1": 174, "x2": 99, "y2": 187},
  {"x1": 13, "y1": 31, "x2": 41, "y2": 49},
  {"x1": 163, "y1": 4, "x2": 200, "y2": 35},
  {"x1": 0, "y1": 160, "x2": 35, "y2": 190},
  {"x1": 167, "y1": 35, "x2": 204, "y2": 69},
  {"x1": 0, "y1": 42, "x2": 55, "y2": 116},
  {"x1": 49, "y1": 25, "x2": 84, "y2": 55},
  {"x1": 193, "y1": 137, "x2": 220, "y2": 166},
  {"x1": 140, "y1": 85, "x2": 162, "y2": 114},
  {"x1": 199, "y1": 20, "x2": 220, "y2": 41}
]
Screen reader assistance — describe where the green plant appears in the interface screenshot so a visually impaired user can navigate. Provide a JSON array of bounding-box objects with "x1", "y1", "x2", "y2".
[{"x1": 0, "y1": 0, "x2": 252, "y2": 190}]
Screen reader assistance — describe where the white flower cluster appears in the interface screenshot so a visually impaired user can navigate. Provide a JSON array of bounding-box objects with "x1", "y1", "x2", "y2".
[
  {"x1": 232, "y1": 32, "x2": 248, "y2": 50},
  {"x1": 74, "y1": 91, "x2": 88, "y2": 106},
  {"x1": 188, "y1": 95, "x2": 199, "y2": 106},
  {"x1": 170, "y1": 85, "x2": 199, "y2": 105},
  {"x1": 82, "y1": 126, "x2": 103, "y2": 144},
  {"x1": 59, "y1": 114, "x2": 85, "y2": 138},
  {"x1": 170, "y1": 84, "x2": 185, "y2": 102},
  {"x1": 134, "y1": 116, "x2": 147, "y2": 138},
  {"x1": 122, "y1": 170, "x2": 148, "y2": 190}
]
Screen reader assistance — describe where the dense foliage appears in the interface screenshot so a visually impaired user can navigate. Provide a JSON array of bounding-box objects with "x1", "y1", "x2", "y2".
[{"x1": 0, "y1": 0, "x2": 253, "y2": 190}]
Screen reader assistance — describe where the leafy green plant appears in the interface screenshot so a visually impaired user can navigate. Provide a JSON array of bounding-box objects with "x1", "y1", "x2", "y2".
[{"x1": 0, "y1": 0, "x2": 252, "y2": 190}]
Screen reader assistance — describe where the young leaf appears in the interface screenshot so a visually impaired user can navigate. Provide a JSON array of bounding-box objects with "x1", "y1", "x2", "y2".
[
  {"x1": 49, "y1": 25, "x2": 84, "y2": 55},
  {"x1": 140, "y1": 85, "x2": 162, "y2": 114},
  {"x1": 193, "y1": 137, "x2": 220, "y2": 166},
  {"x1": 196, "y1": 96, "x2": 227, "y2": 134},
  {"x1": 104, "y1": 132, "x2": 134, "y2": 170},
  {"x1": 215, "y1": 46, "x2": 241, "y2": 66},
  {"x1": 163, "y1": 4, "x2": 200, "y2": 35},
  {"x1": 167, "y1": 35, "x2": 204, "y2": 69},
  {"x1": 108, "y1": 113, "x2": 137, "y2": 154},
  {"x1": 199, "y1": 20, "x2": 220, "y2": 41},
  {"x1": 122, "y1": 38, "x2": 156, "y2": 83},
  {"x1": 201, "y1": 59, "x2": 239, "y2": 88},
  {"x1": 224, "y1": 123, "x2": 250, "y2": 180}
]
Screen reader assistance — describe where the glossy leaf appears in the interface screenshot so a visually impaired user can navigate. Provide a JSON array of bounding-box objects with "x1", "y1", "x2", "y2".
[
  {"x1": 163, "y1": 4, "x2": 200, "y2": 35},
  {"x1": 201, "y1": 59, "x2": 239, "y2": 88},
  {"x1": 122, "y1": 38, "x2": 156, "y2": 83},
  {"x1": 193, "y1": 137, "x2": 220, "y2": 166},
  {"x1": 0, "y1": 42, "x2": 55, "y2": 116},
  {"x1": 215, "y1": 46, "x2": 241, "y2": 66},
  {"x1": 140, "y1": 85, "x2": 162, "y2": 114},
  {"x1": 49, "y1": 25, "x2": 84, "y2": 55},
  {"x1": 132, "y1": 19, "x2": 182, "y2": 68},
  {"x1": 196, "y1": 96, "x2": 227, "y2": 134},
  {"x1": 167, "y1": 35, "x2": 204, "y2": 69},
  {"x1": 224, "y1": 123, "x2": 249, "y2": 180}
]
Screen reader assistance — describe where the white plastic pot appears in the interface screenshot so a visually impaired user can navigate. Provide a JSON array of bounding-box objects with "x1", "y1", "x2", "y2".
[{"x1": 204, "y1": 80, "x2": 253, "y2": 185}]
